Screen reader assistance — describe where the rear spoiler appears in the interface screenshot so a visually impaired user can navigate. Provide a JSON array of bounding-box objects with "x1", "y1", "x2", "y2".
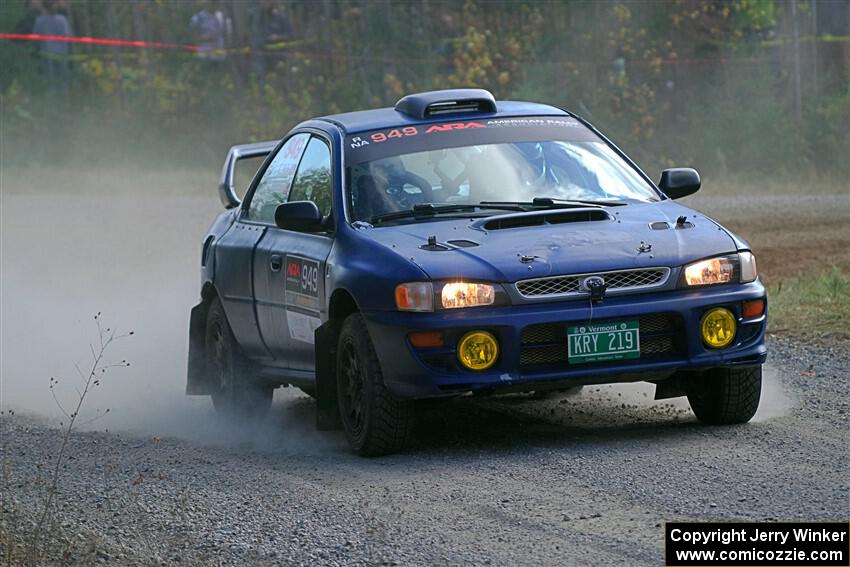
[{"x1": 218, "y1": 140, "x2": 279, "y2": 209}]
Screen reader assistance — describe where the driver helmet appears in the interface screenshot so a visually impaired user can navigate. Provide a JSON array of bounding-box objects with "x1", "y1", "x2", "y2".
[
  {"x1": 370, "y1": 157, "x2": 407, "y2": 187},
  {"x1": 515, "y1": 142, "x2": 546, "y2": 183}
]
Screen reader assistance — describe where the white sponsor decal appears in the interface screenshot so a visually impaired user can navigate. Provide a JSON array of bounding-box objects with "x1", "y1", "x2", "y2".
[{"x1": 286, "y1": 310, "x2": 321, "y2": 345}]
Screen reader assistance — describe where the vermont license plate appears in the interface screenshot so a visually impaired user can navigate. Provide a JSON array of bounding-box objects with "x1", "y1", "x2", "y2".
[{"x1": 567, "y1": 320, "x2": 640, "y2": 364}]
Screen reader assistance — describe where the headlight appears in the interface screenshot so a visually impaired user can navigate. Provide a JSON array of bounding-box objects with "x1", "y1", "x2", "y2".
[
  {"x1": 684, "y1": 256, "x2": 737, "y2": 286},
  {"x1": 395, "y1": 282, "x2": 434, "y2": 312},
  {"x1": 683, "y1": 252, "x2": 757, "y2": 286},
  {"x1": 739, "y1": 251, "x2": 757, "y2": 283},
  {"x1": 441, "y1": 282, "x2": 495, "y2": 309}
]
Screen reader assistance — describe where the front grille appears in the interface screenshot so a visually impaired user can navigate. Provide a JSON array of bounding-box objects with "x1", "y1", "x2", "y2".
[
  {"x1": 515, "y1": 267, "x2": 670, "y2": 299},
  {"x1": 519, "y1": 313, "x2": 684, "y2": 369}
]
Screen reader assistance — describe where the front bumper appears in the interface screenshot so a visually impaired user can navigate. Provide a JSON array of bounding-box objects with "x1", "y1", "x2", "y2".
[{"x1": 363, "y1": 281, "x2": 767, "y2": 399}]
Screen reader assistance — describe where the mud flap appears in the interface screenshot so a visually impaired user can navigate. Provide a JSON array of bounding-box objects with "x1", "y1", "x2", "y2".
[
  {"x1": 186, "y1": 302, "x2": 211, "y2": 395},
  {"x1": 654, "y1": 372, "x2": 692, "y2": 400},
  {"x1": 315, "y1": 320, "x2": 342, "y2": 431}
]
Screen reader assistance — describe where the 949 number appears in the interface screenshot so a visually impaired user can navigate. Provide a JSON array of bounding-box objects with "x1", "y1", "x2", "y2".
[{"x1": 370, "y1": 127, "x2": 418, "y2": 143}]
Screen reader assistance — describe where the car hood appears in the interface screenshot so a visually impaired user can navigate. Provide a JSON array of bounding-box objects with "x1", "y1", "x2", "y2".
[{"x1": 356, "y1": 200, "x2": 738, "y2": 282}]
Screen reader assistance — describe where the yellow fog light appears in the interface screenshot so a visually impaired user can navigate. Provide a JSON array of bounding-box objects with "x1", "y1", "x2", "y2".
[
  {"x1": 700, "y1": 308, "x2": 737, "y2": 348},
  {"x1": 457, "y1": 331, "x2": 499, "y2": 371}
]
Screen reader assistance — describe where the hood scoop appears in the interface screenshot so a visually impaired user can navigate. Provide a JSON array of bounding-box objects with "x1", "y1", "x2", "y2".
[
  {"x1": 420, "y1": 235, "x2": 450, "y2": 251},
  {"x1": 650, "y1": 215, "x2": 694, "y2": 230},
  {"x1": 447, "y1": 239, "x2": 479, "y2": 248},
  {"x1": 475, "y1": 208, "x2": 612, "y2": 231},
  {"x1": 420, "y1": 236, "x2": 481, "y2": 251}
]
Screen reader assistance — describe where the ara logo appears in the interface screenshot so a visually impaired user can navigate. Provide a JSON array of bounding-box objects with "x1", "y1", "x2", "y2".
[
  {"x1": 425, "y1": 122, "x2": 485, "y2": 133},
  {"x1": 579, "y1": 275, "x2": 605, "y2": 292}
]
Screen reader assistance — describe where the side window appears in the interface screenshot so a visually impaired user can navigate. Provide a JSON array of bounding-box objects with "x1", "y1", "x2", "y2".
[
  {"x1": 289, "y1": 137, "x2": 333, "y2": 217},
  {"x1": 248, "y1": 133, "x2": 309, "y2": 222}
]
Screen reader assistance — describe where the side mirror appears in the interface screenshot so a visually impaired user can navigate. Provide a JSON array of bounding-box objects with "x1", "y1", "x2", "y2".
[
  {"x1": 659, "y1": 168, "x2": 701, "y2": 199},
  {"x1": 274, "y1": 201, "x2": 324, "y2": 232}
]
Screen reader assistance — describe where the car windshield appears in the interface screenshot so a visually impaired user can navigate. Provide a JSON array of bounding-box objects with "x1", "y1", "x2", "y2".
[{"x1": 345, "y1": 116, "x2": 659, "y2": 223}]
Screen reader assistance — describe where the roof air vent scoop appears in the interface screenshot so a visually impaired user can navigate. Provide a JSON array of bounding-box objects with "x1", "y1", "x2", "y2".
[{"x1": 395, "y1": 89, "x2": 497, "y2": 119}]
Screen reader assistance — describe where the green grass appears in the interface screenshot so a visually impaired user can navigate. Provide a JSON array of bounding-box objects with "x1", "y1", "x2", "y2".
[{"x1": 767, "y1": 268, "x2": 850, "y2": 340}]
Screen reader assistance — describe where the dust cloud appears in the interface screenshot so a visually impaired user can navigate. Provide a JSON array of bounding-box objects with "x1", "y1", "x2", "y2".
[
  {"x1": 0, "y1": 165, "x2": 336, "y2": 453},
  {"x1": 1, "y1": 166, "x2": 207, "y2": 419},
  {"x1": 752, "y1": 364, "x2": 795, "y2": 422}
]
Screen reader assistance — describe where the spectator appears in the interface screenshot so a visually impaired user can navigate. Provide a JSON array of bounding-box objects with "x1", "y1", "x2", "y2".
[
  {"x1": 190, "y1": 0, "x2": 228, "y2": 62},
  {"x1": 13, "y1": 0, "x2": 43, "y2": 35},
  {"x1": 32, "y1": 0, "x2": 72, "y2": 94},
  {"x1": 249, "y1": 0, "x2": 293, "y2": 84},
  {"x1": 2, "y1": 1, "x2": 44, "y2": 91}
]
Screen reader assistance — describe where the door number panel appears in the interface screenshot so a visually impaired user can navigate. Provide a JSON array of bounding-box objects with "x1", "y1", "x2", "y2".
[{"x1": 285, "y1": 255, "x2": 321, "y2": 310}]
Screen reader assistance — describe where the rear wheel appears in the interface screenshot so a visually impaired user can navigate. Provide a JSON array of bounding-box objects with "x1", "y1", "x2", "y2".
[
  {"x1": 687, "y1": 366, "x2": 762, "y2": 425},
  {"x1": 205, "y1": 297, "x2": 273, "y2": 418},
  {"x1": 336, "y1": 313, "x2": 414, "y2": 456}
]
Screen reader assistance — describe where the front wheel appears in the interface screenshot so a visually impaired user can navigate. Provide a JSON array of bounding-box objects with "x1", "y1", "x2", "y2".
[
  {"x1": 687, "y1": 366, "x2": 762, "y2": 425},
  {"x1": 205, "y1": 297, "x2": 273, "y2": 419},
  {"x1": 336, "y1": 313, "x2": 414, "y2": 456}
]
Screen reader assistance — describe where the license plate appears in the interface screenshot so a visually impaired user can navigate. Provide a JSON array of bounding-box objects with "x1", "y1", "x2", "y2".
[{"x1": 567, "y1": 320, "x2": 640, "y2": 364}]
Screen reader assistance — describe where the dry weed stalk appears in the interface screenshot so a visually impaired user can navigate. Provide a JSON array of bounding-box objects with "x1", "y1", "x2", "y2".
[{"x1": 19, "y1": 313, "x2": 133, "y2": 565}]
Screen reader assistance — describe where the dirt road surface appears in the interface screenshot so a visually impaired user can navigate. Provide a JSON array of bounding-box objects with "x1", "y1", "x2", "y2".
[
  {"x1": 1, "y1": 172, "x2": 848, "y2": 565},
  {"x1": 3, "y1": 338, "x2": 848, "y2": 566}
]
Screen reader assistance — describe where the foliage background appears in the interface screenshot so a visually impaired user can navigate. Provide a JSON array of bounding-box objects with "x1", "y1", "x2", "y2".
[{"x1": 1, "y1": 0, "x2": 848, "y2": 182}]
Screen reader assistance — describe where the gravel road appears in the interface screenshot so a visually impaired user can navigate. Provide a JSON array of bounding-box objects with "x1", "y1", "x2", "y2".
[
  {"x1": 2, "y1": 176, "x2": 848, "y2": 565},
  {"x1": 3, "y1": 337, "x2": 848, "y2": 566}
]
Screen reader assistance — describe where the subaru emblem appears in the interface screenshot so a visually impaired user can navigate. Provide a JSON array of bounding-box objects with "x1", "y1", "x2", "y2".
[{"x1": 580, "y1": 275, "x2": 605, "y2": 292}]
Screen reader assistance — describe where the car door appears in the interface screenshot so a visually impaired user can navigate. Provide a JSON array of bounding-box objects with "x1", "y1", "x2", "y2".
[
  {"x1": 255, "y1": 135, "x2": 335, "y2": 371},
  {"x1": 244, "y1": 133, "x2": 311, "y2": 362},
  {"x1": 213, "y1": 217, "x2": 271, "y2": 359}
]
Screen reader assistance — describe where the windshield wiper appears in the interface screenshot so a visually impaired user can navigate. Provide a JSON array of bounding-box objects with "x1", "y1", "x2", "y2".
[
  {"x1": 369, "y1": 203, "x2": 527, "y2": 224},
  {"x1": 480, "y1": 197, "x2": 628, "y2": 209}
]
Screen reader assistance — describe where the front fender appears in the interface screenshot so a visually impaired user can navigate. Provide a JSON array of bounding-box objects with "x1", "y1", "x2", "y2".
[{"x1": 327, "y1": 224, "x2": 430, "y2": 312}]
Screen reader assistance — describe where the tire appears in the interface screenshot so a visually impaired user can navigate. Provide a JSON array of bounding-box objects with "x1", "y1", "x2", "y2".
[
  {"x1": 687, "y1": 366, "x2": 762, "y2": 425},
  {"x1": 205, "y1": 297, "x2": 273, "y2": 419},
  {"x1": 336, "y1": 313, "x2": 414, "y2": 456}
]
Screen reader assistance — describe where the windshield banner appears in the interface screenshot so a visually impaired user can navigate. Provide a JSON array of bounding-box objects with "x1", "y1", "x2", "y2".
[{"x1": 345, "y1": 116, "x2": 600, "y2": 165}]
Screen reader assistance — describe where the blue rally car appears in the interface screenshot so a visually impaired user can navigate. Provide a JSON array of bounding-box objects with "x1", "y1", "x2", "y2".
[{"x1": 187, "y1": 89, "x2": 767, "y2": 456}]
